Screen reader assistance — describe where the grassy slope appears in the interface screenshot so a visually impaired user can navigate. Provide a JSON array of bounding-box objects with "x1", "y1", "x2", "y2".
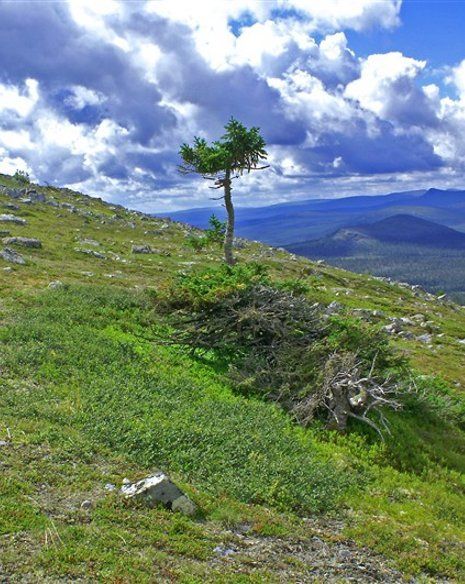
[{"x1": 1, "y1": 173, "x2": 465, "y2": 581}]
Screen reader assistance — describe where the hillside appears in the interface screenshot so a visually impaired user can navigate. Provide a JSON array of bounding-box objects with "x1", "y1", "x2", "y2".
[
  {"x1": 2, "y1": 173, "x2": 465, "y2": 582},
  {"x1": 162, "y1": 188, "x2": 465, "y2": 245},
  {"x1": 288, "y1": 215, "x2": 465, "y2": 304}
]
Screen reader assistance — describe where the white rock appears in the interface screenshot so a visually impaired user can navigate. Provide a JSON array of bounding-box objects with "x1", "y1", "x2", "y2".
[{"x1": 121, "y1": 472, "x2": 196, "y2": 516}]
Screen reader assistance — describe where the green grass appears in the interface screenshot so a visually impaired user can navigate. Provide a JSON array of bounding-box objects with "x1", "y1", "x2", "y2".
[{"x1": 2, "y1": 173, "x2": 465, "y2": 580}]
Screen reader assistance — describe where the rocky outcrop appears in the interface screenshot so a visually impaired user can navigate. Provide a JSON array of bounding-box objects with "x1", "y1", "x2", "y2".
[
  {"x1": 0, "y1": 248, "x2": 25, "y2": 264},
  {"x1": 2, "y1": 237, "x2": 42, "y2": 248},
  {"x1": 0, "y1": 214, "x2": 26, "y2": 225}
]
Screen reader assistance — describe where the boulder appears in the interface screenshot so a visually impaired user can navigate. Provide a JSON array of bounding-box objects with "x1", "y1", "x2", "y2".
[
  {"x1": 0, "y1": 247, "x2": 25, "y2": 265},
  {"x1": 132, "y1": 244, "x2": 153, "y2": 254},
  {"x1": 25, "y1": 189, "x2": 46, "y2": 203},
  {"x1": 48, "y1": 280, "x2": 64, "y2": 290},
  {"x1": 121, "y1": 472, "x2": 197, "y2": 516},
  {"x1": 2, "y1": 237, "x2": 41, "y2": 248},
  {"x1": 0, "y1": 187, "x2": 22, "y2": 199},
  {"x1": 0, "y1": 214, "x2": 26, "y2": 225}
]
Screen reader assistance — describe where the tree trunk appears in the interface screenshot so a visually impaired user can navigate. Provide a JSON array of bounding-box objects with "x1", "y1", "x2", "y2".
[
  {"x1": 326, "y1": 386, "x2": 350, "y2": 432},
  {"x1": 223, "y1": 169, "x2": 235, "y2": 265}
]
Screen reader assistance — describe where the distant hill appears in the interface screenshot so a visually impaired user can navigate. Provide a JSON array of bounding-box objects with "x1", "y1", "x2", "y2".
[
  {"x1": 160, "y1": 188, "x2": 465, "y2": 246},
  {"x1": 295, "y1": 214, "x2": 465, "y2": 256},
  {"x1": 287, "y1": 215, "x2": 465, "y2": 303}
]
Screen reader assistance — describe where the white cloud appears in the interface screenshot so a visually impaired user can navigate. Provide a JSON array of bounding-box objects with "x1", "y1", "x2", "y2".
[
  {"x1": 268, "y1": 69, "x2": 353, "y2": 126},
  {"x1": 0, "y1": 78, "x2": 39, "y2": 118},
  {"x1": 64, "y1": 86, "x2": 107, "y2": 109},
  {"x1": 344, "y1": 52, "x2": 426, "y2": 117},
  {"x1": 286, "y1": 0, "x2": 401, "y2": 31}
]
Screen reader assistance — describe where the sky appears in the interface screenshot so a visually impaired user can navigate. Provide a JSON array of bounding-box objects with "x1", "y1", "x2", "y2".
[{"x1": 1, "y1": 1, "x2": 465, "y2": 212}]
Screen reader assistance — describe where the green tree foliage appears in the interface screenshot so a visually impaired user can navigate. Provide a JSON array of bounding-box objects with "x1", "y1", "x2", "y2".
[
  {"x1": 179, "y1": 118, "x2": 268, "y2": 265},
  {"x1": 13, "y1": 169, "x2": 30, "y2": 185}
]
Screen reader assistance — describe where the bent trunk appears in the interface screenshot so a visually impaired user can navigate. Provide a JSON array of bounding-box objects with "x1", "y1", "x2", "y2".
[{"x1": 223, "y1": 169, "x2": 235, "y2": 265}]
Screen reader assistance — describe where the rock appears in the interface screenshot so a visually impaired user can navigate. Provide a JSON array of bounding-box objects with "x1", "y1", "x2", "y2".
[
  {"x1": 398, "y1": 331, "x2": 415, "y2": 340},
  {"x1": 0, "y1": 214, "x2": 26, "y2": 225},
  {"x1": 131, "y1": 244, "x2": 153, "y2": 254},
  {"x1": 48, "y1": 280, "x2": 64, "y2": 290},
  {"x1": 46, "y1": 200, "x2": 60, "y2": 208},
  {"x1": 2, "y1": 237, "x2": 42, "y2": 248},
  {"x1": 458, "y1": 339, "x2": 465, "y2": 345},
  {"x1": 417, "y1": 333, "x2": 433, "y2": 344},
  {"x1": 0, "y1": 440, "x2": 10, "y2": 447},
  {"x1": 325, "y1": 301, "x2": 343, "y2": 315},
  {"x1": 213, "y1": 546, "x2": 237, "y2": 557},
  {"x1": 104, "y1": 483, "x2": 116, "y2": 492},
  {"x1": 75, "y1": 248, "x2": 106, "y2": 259},
  {"x1": 61, "y1": 202, "x2": 77, "y2": 212},
  {"x1": 0, "y1": 248, "x2": 25, "y2": 265},
  {"x1": 121, "y1": 472, "x2": 197, "y2": 516},
  {"x1": 79, "y1": 238, "x2": 99, "y2": 246},
  {"x1": 80, "y1": 500, "x2": 92, "y2": 510},
  {"x1": 0, "y1": 187, "x2": 22, "y2": 199},
  {"x1": 25, "y1": 189, "x2": 45, "y2": 203},
  {"x1": 171, "y1": 495, "x2": 197, "y2": 516}
]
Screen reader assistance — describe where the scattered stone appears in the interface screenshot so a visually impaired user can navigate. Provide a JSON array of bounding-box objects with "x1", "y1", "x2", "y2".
[
  {"x1": 458, "y1": 339, "x2": 465, "y2": 345},
  {"x1": 2, "y1": 237, "x2": 42, "y2": 248},
  {"x1": 0, "y1": 214, "x2": 26, "y2": 225},
  {"x1": 0, "y1": 440, "x2": 10, "y2": 447},
  {"x1": 3, "y1": 266, "x2": 12, "y2": 272},
  {"x1": 213, "y1": 546, "x2": 237, "y2": 557},
  {"x1": 3, "y1": 203, "x2": 19, "y2": 210},
  {"x1": 0, "y1": 186, "x2": 21, "y2": 198},
  {"x1": 25, "y1": 189, "x2": 46, "y2": 203},
  {"x1": 417, "y1": 333, "x2": 433, "y2": 344},
  {"x1": 325, "y1": 301, "x2": 343, "y2": 315},
  {"x1": 46, "y1": 200, "x2": 60, "y2": 208},
  {"x1": 121, "y1": 472, "x2": 197, "y2": 516},
  {"x1": 79, "y1": 238, "x2": 99, "y2": 246},
  {"x1": 61, "y1": 202, "x2": 77, "y2": 212},
  {"x1": 0, "y1": 248, "x2": 25, "y2": 265},
  {"x1": 80, "y1": 500, "x2": 92, "y2": 510},
  {"x1": 75, "y1": 248, "x2": 106, "y2": 259},
  {"x1": 397, "y1": 331, "x2": 415, "y2": 340},
  {"x1": 104, "y1": 483, "x2": 116, "y2": 492},
  {"x1": 48, "y1": 280, "x2": 64, "y2": 290},
  {"x1": 131, "y1": 244, "x2": 153, "y2": 254}
]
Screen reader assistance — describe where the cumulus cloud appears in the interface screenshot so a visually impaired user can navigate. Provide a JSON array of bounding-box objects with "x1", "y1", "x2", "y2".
[{"x1": 0, "y1": 0, "x2": 463, "y2": 212}]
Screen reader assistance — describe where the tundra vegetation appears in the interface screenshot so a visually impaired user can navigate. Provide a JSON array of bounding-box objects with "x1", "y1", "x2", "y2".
[{"x1": 1, "y1": 170, "x2": 465, "y2": 581}]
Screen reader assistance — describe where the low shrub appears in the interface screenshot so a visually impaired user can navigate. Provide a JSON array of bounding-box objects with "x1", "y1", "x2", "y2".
[{"x1": 167, "y1": 265, "x2": 409, "y2": 435}]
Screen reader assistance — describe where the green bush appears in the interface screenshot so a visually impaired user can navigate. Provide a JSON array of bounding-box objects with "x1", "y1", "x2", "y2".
[{"x1": 13, "y1": 169, "x2": 30, "y2": 185}]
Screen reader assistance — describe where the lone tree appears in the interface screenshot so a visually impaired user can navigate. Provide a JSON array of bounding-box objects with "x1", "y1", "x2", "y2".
[{"x1": 179, "y1": 118, "x2": 268, "y2": 265}]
